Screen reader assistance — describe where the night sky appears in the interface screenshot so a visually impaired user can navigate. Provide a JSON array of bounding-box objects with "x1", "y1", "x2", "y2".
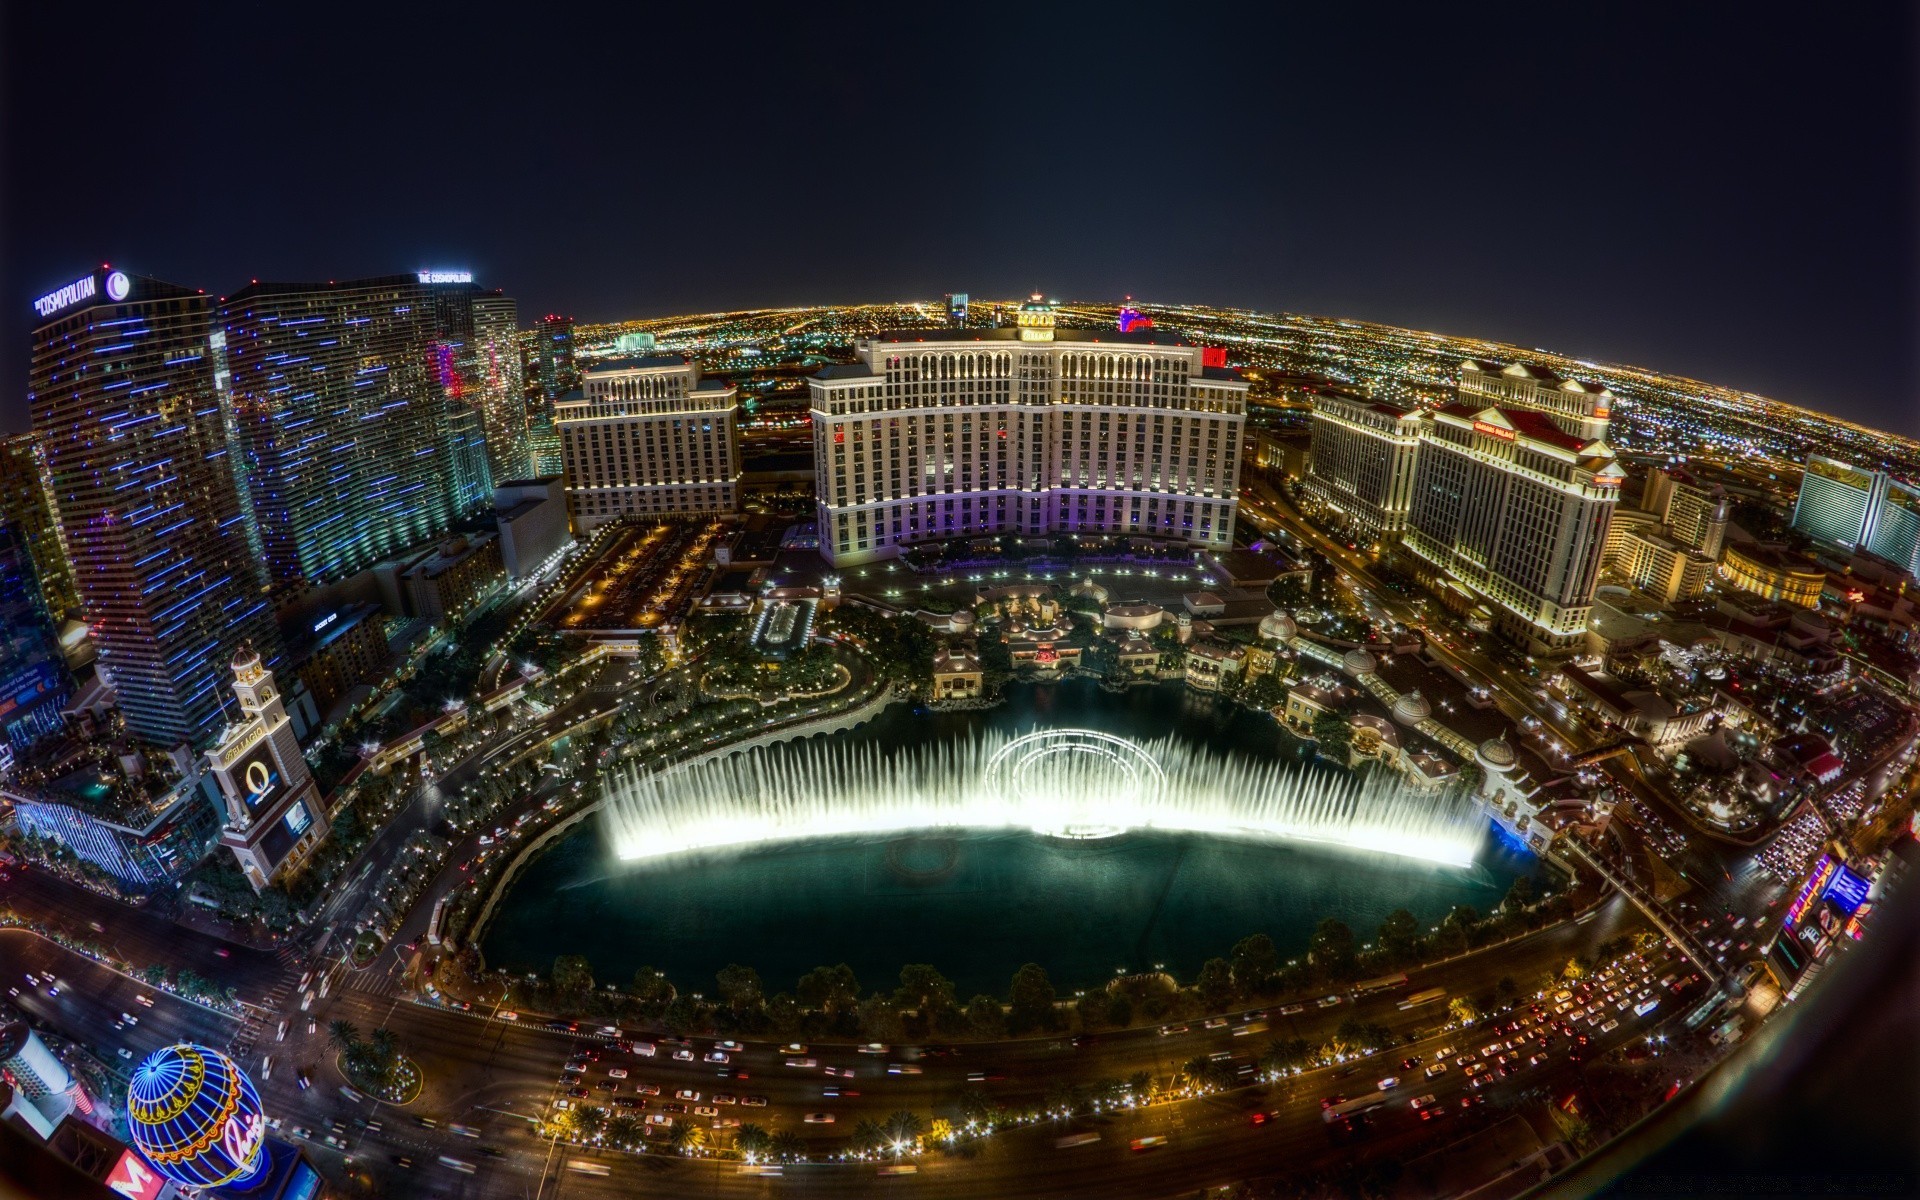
[{"x1": 4, "y1": 5, "x2": 1914, "y2": 435}]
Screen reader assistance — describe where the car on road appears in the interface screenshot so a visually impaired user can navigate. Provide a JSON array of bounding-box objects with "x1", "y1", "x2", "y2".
[
  {"x1": 703, "y1": 1051, "x2": 729, "y2": 1064},
  {"x1": 741, "y1": 1096, "x2": 768, "y2": 1107},
  {"x1": 645, "y1": 1114, "x2": 674, "y2": 1127},
  {"x1": 672, "y1": 1048, "x2": 695, "y2": 1061},
  {"x1": 1319, "y1": 1095, "x2": 1347, "y2": 1110},
  {"x1": 1377, "y1": 1077, "x2": 1399, "y2": 1090},
  {"x1": 674, "y1": 1089, "x2": 701, "y2": 1102},
  {"x1": 886, "y1": 1064, "x2": 922, "y2": 1075},
  {"x1": 1410, "y1": 1094, "x2": 1438, "y2": 1110},
  {"x1": 1130, "y1": 1136, "x2": 1169, "y2": 1151},
  {"x1": 566, "y1": 1088, "x2": 588, "y2": 1099},
  {"x1": 116, "y1": 1048, "x2": 133, "y2": 1060},
  {"x1": 693, "y1": 1105, "x2": 718, "y2": 1118},
  {"x1": 716, "y1": 1040, "x2": 743, "y2": 1052},
  {"x1": 803, "y1": 1113, "x2": 835, "y2": 1124},
  {"x1": 635, "y1": 1083, "x2": 661, "y2": 1096},
  {"x1": 1424, "y1": 1063, "x2": 1448, "y2": 1078},
  {"x1": 497, "y1": 1011, "x2": 518, "y2": 1021},
  {"x1": 785, "y1": 1057, "x2": 817, "y2": 1069},
  {"x1": 713, "y1": 1094, "x2": 737, "y2": 1105},
  {"x1": 1158, "y1": 1024, "x2": 1189, "y2": 1036},
  {"x1": 297, "y1": 1070, "x2": 311, "y2": 1091},
  {"x1": 595, "y1": 1081, "x2": 617, "y2": 1091},
  {"x1": 607, "y1": 1068, "x2": 628, "y2": 1079}
]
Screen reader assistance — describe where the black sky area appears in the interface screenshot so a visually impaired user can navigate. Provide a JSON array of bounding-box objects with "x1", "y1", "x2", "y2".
[{"x1": 3, "y1": 4, "x2": 1915, "y2": 436}]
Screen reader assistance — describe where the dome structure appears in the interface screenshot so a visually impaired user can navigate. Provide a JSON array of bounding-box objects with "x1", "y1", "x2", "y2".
[
  {"x1": 126, "y1": 1044, "x2": 270, "y2": 1189},
  {"x1": 1341, "y1": 648, "x2": 1377, "y2": 676},
  {"x1": 1069, "y1": 576, "x2": 1110, "y2": 606},
  {"x1": 1391, "y1": 689, "x2": 1432, "y2": 726},
  {"x1": 1476, "y1": 736, "x2": 1518, "y2": 773},
  {"x1": 1258, "y1": 610, "x2": 1297, "y2": 642}
]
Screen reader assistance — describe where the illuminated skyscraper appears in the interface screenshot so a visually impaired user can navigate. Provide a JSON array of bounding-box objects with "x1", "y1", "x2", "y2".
[
  {"x1": 1643, "y1": 466, "x2": 1729, "y2": 558},
  {"x1": 944, "y1": 293, "x2": 968, "y2": 327},
  {"x1": 29, "y1": 267, "x2": 276, "y2": 747},
  {"x1": 1303, "y1": 390, "x2": 1422, "y2": 540},
  {"x1": 1864, "y1": 477, "x2": 1920, "y2": 575},
  {"x1": 1403, "y1": 359, "x2": 1622, "y2": 654},
  {"x1": 0, "y1": 524, "x2": 75, "y2": 753},
  {"x1": 222, "y1": 276, "x2": 459, "y2": 588},
  {"x1": 0, "y1": 433, "x2": 80, "y2": 623},
  {"x1": 808, "y1": 300, "x2": 1248, "y2": 567},
  {"x1": 557, "y1": 356, "x2": 741, "y2": 534},
  {"x1": 470, "y1": 292, "x2": 531, "y2": 480},
  {"x1": 534, "y1": 314, "x2": 577, "y2": 401}
]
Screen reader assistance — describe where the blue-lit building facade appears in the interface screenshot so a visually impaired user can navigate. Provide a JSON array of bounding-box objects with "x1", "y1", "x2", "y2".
[
  {"x1": 222, "y1": 277, "x2": 460, "y2": 589},
  {"x1": 0, "y1": 524, "x2": 75, "y2": 754},
  {"x1": 28, "y1": 268, "x2": 277, "y2": 748}
]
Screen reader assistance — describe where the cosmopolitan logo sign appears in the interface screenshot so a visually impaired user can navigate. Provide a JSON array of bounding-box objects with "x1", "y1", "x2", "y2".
[
  {"x1": 33, "y1": 274, "x2": 97, "y2": 318},
  {"x1": 1784, "y1": 854, "x2": 1836, "y2": 929},
  {"x1": 417, "y1": 270, "x2": 473, "y2": 284},
  {"x1": 1471, "y1": 420, "x2": 1517, "y2": 442}
]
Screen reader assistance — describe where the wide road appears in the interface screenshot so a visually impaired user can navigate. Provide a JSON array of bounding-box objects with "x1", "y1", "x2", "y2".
[{"x1": 243, "y1": 893, "x2": 1650, "y2": 1198}]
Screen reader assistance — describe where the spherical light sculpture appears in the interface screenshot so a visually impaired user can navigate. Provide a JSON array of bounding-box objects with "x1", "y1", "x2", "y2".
[{"x1": 126, "y1": 1043, "x2": 270, "y2": 1189}]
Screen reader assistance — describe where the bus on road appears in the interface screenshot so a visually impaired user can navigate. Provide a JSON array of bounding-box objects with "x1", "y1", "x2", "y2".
[
  {"x1": 1352, "y1": 974, "x2": 1409, "y2": 997},
  {"x1": 1398, "y1": 987, "x2": 1446, "y2": 1010},
  {"x1": 1323, "y1": 1091, "x2": 1390, "y2": 1123}
]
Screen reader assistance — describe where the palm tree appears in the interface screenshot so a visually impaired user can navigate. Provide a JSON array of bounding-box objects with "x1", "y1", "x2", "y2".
[
  {"x1": 368, "y1": 1026, "x2": 399, "y2": 1064},
  {"x1": 769, "y1": 1130, "x2": 803, "y2": 1162},
  {"x1": 735, "y1": 1123, "x2": 771, "y2": 1159},
  {"x1": 667, "y1": 1121, "x2": 706, "y2": 1156},
  {"x1": 954, "y1": 1087, "x2": 993, "y2": 1127},
  {"x1": 326, "y1": 1020, "x2": 360, "y2": 1054},
  {"x1": 851, "y1": 1119, "x2": 885, "y2": 1155},
  {"x1": 570, "y1": 1105, "x2": 607, "y2": 1142},
  {"x1": 885, "y1": 1110, "x2": 924, "y2": 1151},
  {"x1": 604, "y1": 1115, "x2": 643, "y2": 1149},
  {"x1": 1127, "y1": 1070, "x2": 1153, "y2": 1102}
]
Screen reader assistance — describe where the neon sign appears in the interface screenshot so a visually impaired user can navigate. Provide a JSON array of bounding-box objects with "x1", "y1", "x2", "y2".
[
  {"x1": 33, "y1": 273, "x2": 97, "y2": 317},
  {"x1": 106, "y1": 271, "x2": 131, "y2": 301},
  {"x1": 417, "y1": 270, "x2": 473, "y2": 284},
  {"x1": 1824, "y1": 864, "x2": 1870, "y2": 914},
  {"x1": 312, "y1": 611, "x2": 340, "y2": 633},
  {"x1": 1472, "y1": 420, "x2": 1517, "y2": 442},
  {"x1": 106, "y1": 1150, "x2": 164, "y2": 1200},
  {"x1": 1784, "y1": 854, "x2": 1836, "y2": 929}
]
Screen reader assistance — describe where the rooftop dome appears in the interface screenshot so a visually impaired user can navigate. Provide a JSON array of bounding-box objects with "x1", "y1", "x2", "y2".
[
  {"x1": 949, "y1": 608, "x2": 977, "y2": 630},
  {"x1": 1391, "y1": 689, "x2": 1432, "y2": 726},
  {"x1": 1259, "y1": 610, "x2": 1298, "y2": 642},
  {"x1": 1342, "y1": 648, "x2": 1377, "y2": 676},
  {"x1": 1477, "y1": 736, "x2": 1518, "y2": 772}
]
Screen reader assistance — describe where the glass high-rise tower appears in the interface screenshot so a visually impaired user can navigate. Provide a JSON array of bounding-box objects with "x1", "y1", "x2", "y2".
[
  {"x1": 29, "y1": 267, "x2": 277, "y2": 747},
  {"x1": 222, "y1": 276, "x2": 460, "y2": 588}
]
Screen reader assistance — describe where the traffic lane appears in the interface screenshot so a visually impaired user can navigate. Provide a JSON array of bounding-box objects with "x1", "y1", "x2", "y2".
[
  {"x1": 0, "y1": 868, "x2": 282, "y2": 995},
  {"x1": 1, "y1": 929, "x2": 237, "y2": 1069}
]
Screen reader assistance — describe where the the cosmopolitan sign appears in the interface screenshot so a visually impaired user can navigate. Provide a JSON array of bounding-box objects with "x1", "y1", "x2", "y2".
[
  {"x1": 417, "y1": 270, "x2": 473, "y2": 284},
  {"x1": 33, "y1": 274, "x2": 97, "y2": 318}
]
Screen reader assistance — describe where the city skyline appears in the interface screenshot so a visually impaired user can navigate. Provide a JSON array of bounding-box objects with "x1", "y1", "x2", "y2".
[{"x1": 4, "y1": 6, "x2": 1914, "y2": 438}]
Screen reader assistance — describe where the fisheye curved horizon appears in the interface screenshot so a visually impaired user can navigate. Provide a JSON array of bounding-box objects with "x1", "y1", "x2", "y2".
[{"x1": 603, "y1": 727, "x2": 1484, "y2": 868}]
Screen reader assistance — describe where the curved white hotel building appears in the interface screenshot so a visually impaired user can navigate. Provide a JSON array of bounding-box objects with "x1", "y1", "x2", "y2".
[{"x1": 808, "y1": 301, "x2": 1249, "y2": 566}]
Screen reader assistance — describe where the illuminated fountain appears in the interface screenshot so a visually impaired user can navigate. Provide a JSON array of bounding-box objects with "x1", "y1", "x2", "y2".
[{"x1": 604, "y1": 727, "x2": 1482, "y2": 867}]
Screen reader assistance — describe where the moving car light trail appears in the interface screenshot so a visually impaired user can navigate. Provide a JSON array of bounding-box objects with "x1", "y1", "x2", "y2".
[{"x1": 605, "y1": 728, "x2": 1482, "y2": 866}]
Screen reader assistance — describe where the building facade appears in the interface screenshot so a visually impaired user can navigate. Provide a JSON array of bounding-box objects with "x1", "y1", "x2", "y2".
[
  {"x1": 207, "y1": 646, "x2": 329, "y2": 892},
  {"x1": 1303, "y1": 390, "x2": 1421, "y2": 539},
  {"x1": 0, "y1": 434, "x2": 79, "y2": 624},
  {"x1": 1644, "y1": 467, "x2": 1729, "y2": 557},
  {"x1": 1720, "y1": 542, "x2": 1825, "y2": 608},
  {"x1": 808, "y1": 304, "x2": 1249, "y2": 566},
  {"x1": 0, "y1": 526, "x2": 76, "y2": 753},
  {"x1": 533, "y1": 314, "x2": 577, "y2": 401},
  {"x1": 557, "y1": 356, "x2": 741, "y2": 534},
  {"x1": 1864, "y1": 477, "x2": 1920, "y2": 576},
  {"x1": 1403, "y1": 365, "x2": 1622, "y2": 654},
  {"x1": 493, "y1": 477, "x2": 573, "y2": 579},
  {"x1": 222, "y1": 277, "x2": 463, "y2": 589},
  {"x1": 1791, "y1": 454, "x2": 1879, "y2": 549},
  {"x1": 470, "y1": 292, "x2": 531, "y2": 481},
  {"x1": 29, "y1": 268, "x2": 277, "y2": 747}
]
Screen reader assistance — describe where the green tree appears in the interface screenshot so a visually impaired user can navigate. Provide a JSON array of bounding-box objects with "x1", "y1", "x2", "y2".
[
  {"x1": 551, "y1": 954, "x2": 594, "y2": 1002},
  {"x1": 1260, "y1": 1036, "x2": 1314, "y2": 1075},
  {"x1": 1309, "y1": 917, "x2": 1358, "y2": 978},
  {"x1": 1196, "y1": 957, "x2": 1236, "y2": 1011},
  {"x1": 715, "y1": 963, "x2": 765, "y2": 1016},
  {"x1": 851, "y1": 1118, "x2": 886, "y2": 1155},
  {"x1": 668, "y1": 1121, "x2": 707, "y2": 1155},
  {"x1": 1230, "y1": 933, "x2": 1280, "y2": 997},
  {"x1": 605, "y1": 1114, "x2": 643, "y2": 1148},
  {"x1": 964, "y1": 994, "x2": 1004, "y2": 1036},
  {"x1": 766, "y1": 992, "x2": 801, "y2": 1033},
  {"x1": 630, "y1": 965, "x2": 674, "y2": 1013},
  {"x1": 884, "y1": 1110, "x2": 924, "y2": 1150},
  {"x1": 796, "y1": 963, "x2": 861, "y2": 1015},
  {"x1": 1007, "y1": 963, "x2": 1060, "y2": 1034},
  {"x1": 326, "y1": 1019, "x2": 360, "y2": 1055},
  {"x1": 1448, "y1": 996, "x2": 1480, "y2": 1026},
  {"x1": 1376, "y1": 908, "x2": 1422, "y2": 964},
  {"x1": 1501, "y1": 875, "x2": 1536, "y2": 914},
  {"x1": 1311, "y1": 713, "x2": 1353, "y2": 761},
  {"x1": 769, "y1": 1130, "x2": 804, "y2": 1161},
  {"x1": 736, "y1": 1123, "x2": 771, "y2": 1159},
  {"x1": 894, "y1": 964, "x2": 957, "y2": 1019}
]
